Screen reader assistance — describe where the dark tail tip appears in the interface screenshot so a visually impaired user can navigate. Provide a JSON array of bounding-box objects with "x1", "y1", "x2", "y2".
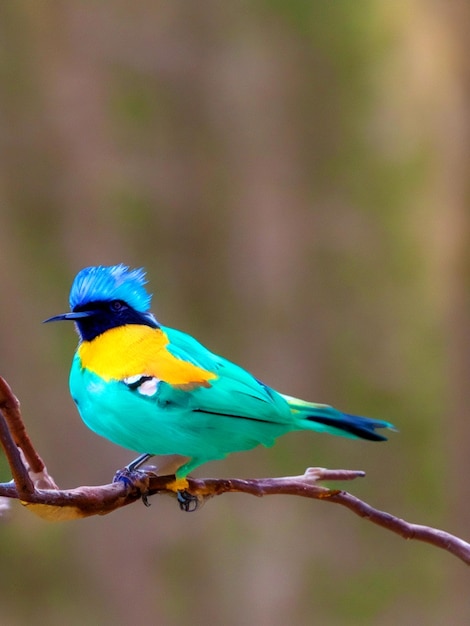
[{"x1": 307, "y1": 413, "x2": 394, "y2": 441}]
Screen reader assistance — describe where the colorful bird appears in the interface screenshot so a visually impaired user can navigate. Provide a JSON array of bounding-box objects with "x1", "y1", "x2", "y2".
[{"x1": 46, "y1": 265, "x2": 395, "y2": 507}]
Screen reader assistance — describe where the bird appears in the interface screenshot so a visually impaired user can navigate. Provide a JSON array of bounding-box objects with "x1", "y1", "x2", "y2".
[{"x1": 45, "y1": 264, "x2": 395, "y2": 507}]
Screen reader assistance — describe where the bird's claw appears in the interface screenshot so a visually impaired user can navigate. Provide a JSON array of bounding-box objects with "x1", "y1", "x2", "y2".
[
  {"x1": 141, "y1": 493, "x2": 152, "y2": 507},
  {"x1": 113, "y1": 467, "x2": 153, "y2": 507},
  {"x1": 177, "y1": 489, "x2": 200, "y2": 512},
  {"x1": 113, "y1": 466, "x2": 143, "y2": 486}
]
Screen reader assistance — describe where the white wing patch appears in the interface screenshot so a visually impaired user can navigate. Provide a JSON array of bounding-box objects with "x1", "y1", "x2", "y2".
[
  {"x1": 139, "y1": 378, "x2": 159, "y2": 396},
  {"x1": 123, "y1": 375, "x2": 160, "y2": 397}
]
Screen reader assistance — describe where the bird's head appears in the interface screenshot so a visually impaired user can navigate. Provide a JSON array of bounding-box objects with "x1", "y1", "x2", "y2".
[{"x1": 45, "y1": 264, "x2": 159, "y2": 341}]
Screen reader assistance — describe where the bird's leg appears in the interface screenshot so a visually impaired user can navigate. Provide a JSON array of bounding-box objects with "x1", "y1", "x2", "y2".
[
  {"x1": 125, "y1": 453, "x2": 154, "y2": 473},
  {"x1": 113, "y1": 453, "x2": 154, "y2": 484},
  {"x1": 113, "y1": 453, "x2": 155, "y2": 507}
]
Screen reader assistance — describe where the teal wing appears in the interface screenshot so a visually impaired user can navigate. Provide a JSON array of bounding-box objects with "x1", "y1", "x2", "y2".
[
  {"x1": 156, "y1": 327, "x2": 296, "y2": 475},
  {"x1": 162, "y1": 328, "x2": 394, "y2": 448},
  {"x1": 162, "y1": 326, "x2": 294, "y2": 428}
]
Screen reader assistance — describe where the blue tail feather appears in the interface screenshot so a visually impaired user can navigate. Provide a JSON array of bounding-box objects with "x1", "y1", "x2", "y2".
[
  {"x1": 281, "y1": 394, "x2": 395, "y2": 442},
  {"x1": 306, "y1": 412, "x2": 393, "y2": 441}
]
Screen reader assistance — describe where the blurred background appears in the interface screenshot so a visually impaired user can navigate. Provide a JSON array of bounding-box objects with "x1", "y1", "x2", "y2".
[{"x1": 0, "y1": 1, "x2": 469, "y2": 624}]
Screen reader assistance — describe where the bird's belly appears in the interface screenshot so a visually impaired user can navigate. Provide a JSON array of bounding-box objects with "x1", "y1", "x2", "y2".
[{"x1": 70, "y1": 366, "x2": 181, "y2": 455}]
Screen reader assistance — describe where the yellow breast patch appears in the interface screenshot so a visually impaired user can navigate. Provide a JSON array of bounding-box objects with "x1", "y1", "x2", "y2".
[{"x1": 77, "y1": 325, "x2": 216, "y2": 386}]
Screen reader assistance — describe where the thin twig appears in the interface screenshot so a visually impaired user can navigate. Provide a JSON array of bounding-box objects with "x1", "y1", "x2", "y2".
[
  {"x1": 0, "y1": 377, "x2": 44, "y2": 473},
  {"x1": 0, "y1": 397, "x2": 35, "y2": 497}
]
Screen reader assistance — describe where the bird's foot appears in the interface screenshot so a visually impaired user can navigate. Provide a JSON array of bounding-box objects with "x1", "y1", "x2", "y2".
[
  {"x1": 113, "y1": 454, "x2": 157, "y2": 506},
  {"x1": 164, "y1": 477, "x2": 202, "y2": 512},
  {"x1": 113, "y1": 466, "x2": 154, "y2": 507},
  {"x1": 113, "y1": 466, "x2": 147, "y2": 486},
  {"x1": 176, "y1": 489, "x2": 201, "y2": 513}
]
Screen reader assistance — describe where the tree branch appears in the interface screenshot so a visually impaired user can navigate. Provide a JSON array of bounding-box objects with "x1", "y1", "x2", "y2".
[{"x1": 0, "y1": 376, "x2": 468, "y2": 565}]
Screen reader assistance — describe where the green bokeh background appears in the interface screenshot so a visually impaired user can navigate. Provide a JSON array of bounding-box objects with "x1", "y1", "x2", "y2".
[{"x1": 0, "y1": 2, "x2": 469, "y2": 624}]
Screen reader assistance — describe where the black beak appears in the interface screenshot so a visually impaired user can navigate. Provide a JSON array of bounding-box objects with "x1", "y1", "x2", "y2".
[{"x1": 43, "y1": 311, "x2": 96, "y2": 323}]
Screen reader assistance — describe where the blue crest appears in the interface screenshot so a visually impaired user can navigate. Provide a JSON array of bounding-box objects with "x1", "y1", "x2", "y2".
[{"x1": 69, "y1": 265, "x2": 152, "y2": 313}]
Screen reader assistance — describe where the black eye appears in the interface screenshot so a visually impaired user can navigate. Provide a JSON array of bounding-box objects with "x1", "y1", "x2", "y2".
[{"x1": 111, "y1": 300, "x2": 126, "y2": 312}]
